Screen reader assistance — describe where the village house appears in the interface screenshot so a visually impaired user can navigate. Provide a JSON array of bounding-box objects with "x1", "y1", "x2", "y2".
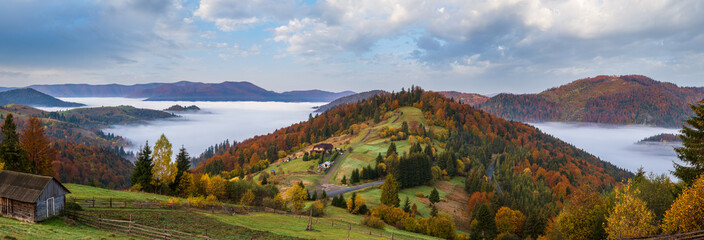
[
  {"x1": 311, "y1": 143, "x2": 334, "y2": 153},
  {"x1": 0, "y1": 170, "x2": 70, "y2": 222}
]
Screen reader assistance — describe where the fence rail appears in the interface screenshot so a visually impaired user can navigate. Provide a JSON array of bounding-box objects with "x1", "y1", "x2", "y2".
[{"x1": 67, "y1": 211, "x2": 212, "y2": 240}]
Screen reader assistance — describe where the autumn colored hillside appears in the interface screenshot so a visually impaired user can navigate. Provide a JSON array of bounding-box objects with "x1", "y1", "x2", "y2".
[
  {"x1": 479, "y1": 75, "x2": 704, "y2": 127},
  {"x1": 194, "y1": 87, "x2": 633, "y2": 237},
  {"x1": 0, "y1": 105, "x2": 176, "y2": 188}
]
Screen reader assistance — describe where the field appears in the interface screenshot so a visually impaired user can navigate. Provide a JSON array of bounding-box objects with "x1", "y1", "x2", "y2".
[
  {"x1": 0, "y1": 216, "x2": 132, "y2": 240},
  {"x1": 66, "y1": 184, "x2": 184, "y2": 202}
]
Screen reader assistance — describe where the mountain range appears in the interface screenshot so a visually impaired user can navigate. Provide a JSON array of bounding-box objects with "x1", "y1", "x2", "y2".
[{"x1": 27, "y1": 81, "x2": 354, "y2": 102}]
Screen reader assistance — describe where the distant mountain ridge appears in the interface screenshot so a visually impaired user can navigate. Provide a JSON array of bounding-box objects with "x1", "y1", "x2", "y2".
[
  {"x1": 314, "y1": 90, "x2": 388, "y2": 112},
  {"x1": 0, "y1": 88, "x2": 84, "y2": 107},
  {"x1": 27, "y1": 81, "x2": 354, "y2": 102},
  {"x1": 478, "y1": 75, "x2": 704, "y2": 127}
]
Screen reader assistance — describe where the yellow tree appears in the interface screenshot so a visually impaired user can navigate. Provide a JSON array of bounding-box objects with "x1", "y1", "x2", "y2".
[
  {"x1": 207, "y1": 175, "x2": 227, "y2": 199},
  {"x1": 285, "y1": 184, "x2": 308, "y2": 213},
  {"x1": 20, "y1": 116, "x2": 55, "y2": 175},
  {"x1": 661, "y1": 174, "x2": 704, "y2": 233},
  {"x1": 605, "y1": 183, "x2": 657, "y2": 239},
  {"x1": 347, "y1": 193, "x2": 367, "y2": 214},
  {"x1": 495, "y1": 206, "x2": 526, "y2": 235},
  {"x1": 151, "y1": 134, "x2": 176, "y2": 193},
  {"x1": 240, "y1": 189, "x2": 255, "y2": 206},
  {"x1": 176, "y1": 171, "x2": 194, "y2": 197}
]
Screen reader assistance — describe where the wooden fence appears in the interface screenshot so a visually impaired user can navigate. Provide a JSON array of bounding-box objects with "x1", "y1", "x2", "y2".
[
  {"x1": 624, "y1": 230, "x2": 704, "y2": 240},
  {"x1": 67, "y1": 211, "x2": 212, "y2": 240},
  {"x1": 69, "y1": 198, "x2": 422, "y2": 240}
]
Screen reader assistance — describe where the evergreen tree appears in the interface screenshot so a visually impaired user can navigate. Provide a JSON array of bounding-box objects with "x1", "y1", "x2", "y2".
[
  {"x1": 386, "y1": 142, "x2": 397, "y2": 158},
  {"x1": 376, "y1": 153, "x2": 383, "y2": 165},
  {"x1": 430, "y1": 204, "x2": 438, "y2": 217},
  {"x1": 341, "y1": 175, "x2": 347, "y2": 184},
  {"x1": 409, "y1": 142, "x2": 422, "y2": 154},
  {"x1": 522, "y1": 214, "x2": 546, "y2": 239},
  {"x1": 674, "y1": 100, "x2": 704, "y2": 185},
  {"x1": 321, "y1": 190, "x2": 327, "y2": 200},
  {"x1": 0, "y1": 114, "x2": 29, "y2": 172},
  {"x1": 473, "y1": 204, "x2": 496, "y2": 239},
  {"x1": 380, "y1": 174, "x2": 400, "y2": 207},
  {"x1": 173, "y1": 145, "x2": 191, "y2": 192},
  {"x1": 401, "y1": 121, "x2": 409, "y2": 135},
  {"x1": 311, "y1": 190, "x2": 318, "y2": 200},
  {"x1": 131, "y1": 141, "x2": 154, "y2": 191},
  {"x1": 403, "y1": 196, "x2": 411, "y2": 212},
  {"x1": 429, "y1": 188, "x2": 440, "y2": 204},
  {"x1": 351, "y1": 169, "x2": 360, "y2": 183}
]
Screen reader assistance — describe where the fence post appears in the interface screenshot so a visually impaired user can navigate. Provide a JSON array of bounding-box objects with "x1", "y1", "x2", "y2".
[
  {"x1": 92, "y1": 197, "x2": 95, "y2": 208},
  {"x1": 110, "y1": 198, "x2": 112, "y2": 208},
  {"x1": 163, "y1": 224, "x2": 167, "y2": 240},
  {"x1": 391, "y1": 233, "x2": 394, "y2": 240},
  {"x1": 98, "y1": 214, "x2": 102, "y2": 228},
  {"x1": 128, "y1": 215, "x2": 132, "y2": 235},
  {"x1": 124, "y1": 199, "x2": 127, "y2": 208}
]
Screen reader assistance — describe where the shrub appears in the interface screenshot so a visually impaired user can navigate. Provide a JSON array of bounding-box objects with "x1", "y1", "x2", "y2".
[
  {"x1": 306, "y1": 200, "x2": 326, "y2": 217},
  {"x1": 167, "y1": 198, "x2": 181, "y2": 206},
  {"x1": 361, "y1": 216, "x2": 386, "y2": 230},
  {"x1": 187, "y1": 196, "x2": 206, "y2": 207},
  {"x1": 415, "y1": 192, "x2": 425, "y2": 198},
  {"x1": 371, "y1": 204, "x2": 408, "y2": 225}
]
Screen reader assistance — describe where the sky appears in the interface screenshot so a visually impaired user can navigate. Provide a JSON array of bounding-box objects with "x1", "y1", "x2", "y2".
[{"x1": 0, "y1": 0, "x2": 703, "y2": 94}]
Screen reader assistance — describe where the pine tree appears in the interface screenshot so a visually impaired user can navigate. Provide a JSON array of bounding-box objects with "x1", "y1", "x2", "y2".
[
  {"x1": 321, "y1": 190, "x2": 327, "y2": 200},
  {"x1": 341, "y1": 175, "x2": 347, "y2": 184},
  {"x1": 386, "y1": 142, "x2": 397, "y2": 158},
  {"x1": 473, "y1": 203, "x2": 496, "y2": 239},
  {"x1": 430, "y1": 204, "x2": 438, "y2": 217},
  {"x1": 311, "y1": 190, "x2": 318, "y2": 200},
  {"x1": 429, "y1": 188, "x2": 440, "y2": 205},
  {"x1": 380, "y1": 174, "x2": 400, "y2": 207},
  {"x1": 674, "y1": 100, "x2": 704, "y2": 185},
  {"x1": 376, "y1": 153, "x2": 383, "y2": 165},
  {"x1": 131, "y1": 141, "x2": 154, "y2": 191},
  {"x1": 20, "y1": 116, "x2": 54, "y2": 175},
  {"x1": 173, "y1": 145, "x2": 191, "y2": 192},
  {"x1": 0, "y1": 114, "x2": 29, "y2": 172}
]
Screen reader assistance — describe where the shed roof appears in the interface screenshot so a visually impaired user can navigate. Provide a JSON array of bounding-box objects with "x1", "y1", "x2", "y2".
[
  {"x1": 313, "y1": 143, "x2": 334, "y2": 149},
  {"x1": 0, "y1": 170, "x2": 70, "y2": 203}
]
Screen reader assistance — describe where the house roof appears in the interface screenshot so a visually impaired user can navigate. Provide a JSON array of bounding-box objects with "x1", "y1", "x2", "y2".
[{"x1": 0, "y1": 170, "x2": 70, "y2": 203}]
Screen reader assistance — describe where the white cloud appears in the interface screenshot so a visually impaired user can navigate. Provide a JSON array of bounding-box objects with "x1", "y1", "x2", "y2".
[{"x1": 194, "y1": 0, "x2": 301, "y2": 31}]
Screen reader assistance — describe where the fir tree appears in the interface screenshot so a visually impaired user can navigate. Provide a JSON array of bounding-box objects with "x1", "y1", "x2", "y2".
[
  {"x1": 311, "y1": 190, "x2": 318, "y2": 200},
  {"x1": 473, "y1": 203, "x2": 497, "y2": 239},
  {"x1": 173, "y1": 145, "x2": 191, "y2": 192},
  {"x1": 429, "y1": 187, "x2": 440, "y2": 204},
  {"x1": 0, "y1": 114, "x2": 29, "y2": 172},
  {"x1": 131, "y1": 141, "x2": 154, "y2": 192},
  {"x1": 403, "y1": 196, "x2": 411, "y2": 212},
  {"x1": 341, "y1": 175, "x2": 347, "y2": 184},
  {"x1": 674, "y1": 100, "x2": 704, "y2": 185},
  {"x1": 376, "y1": 153, "x2": 383, "y2": 165},
  {"x1": 386, "y1": 142, "x2": 397, "y2": 158},
  {"x1": 430, "y1": 204, "x2": 438, "y2": 217},
  {"x1": 321, "y1": 190, "x2": 327, "y2": 200}
]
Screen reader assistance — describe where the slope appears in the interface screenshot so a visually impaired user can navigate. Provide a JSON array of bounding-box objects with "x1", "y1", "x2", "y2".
[
  {"x1": 479, "y1": 75, "x2": 704, "y2": 127},
  {"x1": 194, "y1": 87, "x2": 633, "y2": 236},
  {"x1": 0, "y1": 88, "x2": 84, "y2": 107}
]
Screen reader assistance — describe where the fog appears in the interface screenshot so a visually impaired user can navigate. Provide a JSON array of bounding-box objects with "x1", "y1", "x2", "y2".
[
  {"x1": 40, "y1": 98, "x2": 321, "y2": 157},
  {"x1": 531, "y1": 122, "x2": 683, "y2": 178}
]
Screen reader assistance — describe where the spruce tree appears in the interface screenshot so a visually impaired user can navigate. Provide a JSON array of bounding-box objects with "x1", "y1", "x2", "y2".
[
  {"x1": 473, "y1": 203, "x2": 497, "y2": 239},
  {"x1": 376, "y1": 153, "x2": 383, "y2": 165},
  {"x1": 386, "y1": 142, "x2": 397, "y2": 158},
  {"x1": 321, "y1": 190, "x2": 327, "y2": 200},
  {"x1": 674, "y1": 100, "x2": 704, "y2": 185},
  {"x1": 131, "y1": 141, "x2": 154, "y2": 192},
  {"x1": 429, "y1": 187, "x2": 440, "y2": 204},
  {"x1": 173, "y1": 146, "x2": 191, "y2": 192},
  {"x1": 341, "y1": 175, "x2": 347, "y2": 184},
  {"x1": 0, "y1": 114, "x2": 29, "y2": 172},
  {"x1": 403, "y1": 196, "x2": 411, "y2": 212},
  {"x1": 380, "y1": 174, "x2": 400, "y2": 207}
]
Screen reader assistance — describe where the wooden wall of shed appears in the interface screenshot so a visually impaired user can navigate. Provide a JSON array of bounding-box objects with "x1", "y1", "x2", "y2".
[
  {"x1": 37, "y1": 179, "x2": 69, "y2": 202},
  {"x1": 35, "y1": 195, "x2": 65, "y2": 222},
  {"x1": 0, "y1": 198, "x2": 36, "y2": 223}
]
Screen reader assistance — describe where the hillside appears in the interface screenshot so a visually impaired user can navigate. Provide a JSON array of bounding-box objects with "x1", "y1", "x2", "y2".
[
  {"x1": 27, "y1": 81, "x2": 354, "y2": 102},
  {"x1": 0, "y1": 105, "x2": 176, "y2": 188},
  {"x1": 315, "y1": 90, "x2": 387, "y2": 112},
  {"x1": 0, "y1": 88, "x2": 84, "y2": 107},
  {"x1": 194, "y1": 88, "x2": 632, "y2": 237},
  {"x1": 479, "y1": 75, "x2": 704, "y2": 127},
  {"x1": 438, "y1": 91, "x2": 489, "y2": 106}
]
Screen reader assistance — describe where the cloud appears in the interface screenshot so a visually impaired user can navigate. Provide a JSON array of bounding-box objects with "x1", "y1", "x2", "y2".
[
  {"x1": 194, "y1": 0, "x2": 302, "y2": 31},
  {"x1": 0, "y1": 0, "x2": 192, "y2": 69}
]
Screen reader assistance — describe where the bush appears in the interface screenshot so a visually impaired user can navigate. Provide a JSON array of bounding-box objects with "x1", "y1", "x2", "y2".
[
  {"x1": 65, "y1": 201, "x2": 83, "y2": 211},
  {"x1": 415, "y1": 192, "x2": 425, "y2": 198},
  {"x1": 306, "y1": 200, "x2": 325, "y2": 217},
  {"x1": 371, "y1": 204, "x2": 408, "y2": 225},
  {"x1": 187, "y1": 196, "x2": 206, "y2": 207},
  {"x1": 167, "y1": 198, "x2": 181, "y2": 206},
  {"x1": 361, "y1": 216, "x2": 386, "y2": 230}
]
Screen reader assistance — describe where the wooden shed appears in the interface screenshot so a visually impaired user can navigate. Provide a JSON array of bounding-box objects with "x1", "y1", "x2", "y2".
[{"x1": 0, "y1": 170, "x2": 70, "y2": 222}]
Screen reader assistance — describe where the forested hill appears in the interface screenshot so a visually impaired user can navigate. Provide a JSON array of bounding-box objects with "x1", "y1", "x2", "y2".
[
  {"x1": 0, "y1": 88, "x2": 84, "y2": 107},
  {"x1": 479, "y1": 75, "x2": 704, "y2": 127},
  {"x1": 314, "y1": 90, "x2": 388, "y2": 112},
  {"x1": 0, "y1": 105, "x2": 176, "y2": 188},
  {"x1": 196, "y1": 88, "x2": 632, "y2": 213}
]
